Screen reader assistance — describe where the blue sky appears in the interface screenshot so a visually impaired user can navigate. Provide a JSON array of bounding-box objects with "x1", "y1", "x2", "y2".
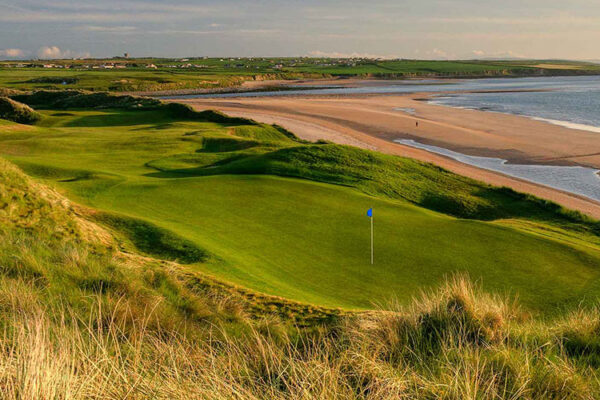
[{"x1": 0, "y1": 0, "x2": 598, "y2": 60}]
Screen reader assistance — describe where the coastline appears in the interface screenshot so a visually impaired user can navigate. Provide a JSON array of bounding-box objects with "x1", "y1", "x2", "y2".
[{"x1": 166, "y1": 90, "x2": 600, "y2": 218}]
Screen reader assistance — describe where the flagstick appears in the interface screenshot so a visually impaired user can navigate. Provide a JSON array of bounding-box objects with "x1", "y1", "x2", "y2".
[{"x1": 370, "y1": 214, "x2": 374, "y2": 265}]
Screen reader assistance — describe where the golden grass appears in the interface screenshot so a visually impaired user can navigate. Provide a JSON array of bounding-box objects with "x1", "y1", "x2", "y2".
[
  {"x1": 1, "y1": 271, "x2": 600, "y2": 399},
  {"x1": 531, "y1": 64, "x2": 585, "y2": 70}
]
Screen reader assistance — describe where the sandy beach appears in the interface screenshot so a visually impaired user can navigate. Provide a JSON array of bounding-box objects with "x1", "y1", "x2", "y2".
[{"x1": 169, "y1": 88, "x2": 600, "y2": 218}]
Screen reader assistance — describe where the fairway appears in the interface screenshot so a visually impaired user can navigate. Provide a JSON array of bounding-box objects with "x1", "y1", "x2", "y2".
[{"x1": 2, "y1": 103, "x2": 600, "y2": 311}]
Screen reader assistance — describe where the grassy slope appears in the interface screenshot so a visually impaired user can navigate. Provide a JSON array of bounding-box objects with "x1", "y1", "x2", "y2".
[{"x1": 1, "y1": 99, "x2": 600, "y2": 313}]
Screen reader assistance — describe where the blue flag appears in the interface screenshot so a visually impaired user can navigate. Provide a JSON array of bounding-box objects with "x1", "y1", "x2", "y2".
[{"x1": 367, "y1": 208, "x2": 373, "y2": 217}]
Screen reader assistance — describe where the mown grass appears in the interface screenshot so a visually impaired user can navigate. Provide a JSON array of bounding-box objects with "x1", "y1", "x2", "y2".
[{"x1": 1, "y1": 94, "x2": 600, "y2": 312}]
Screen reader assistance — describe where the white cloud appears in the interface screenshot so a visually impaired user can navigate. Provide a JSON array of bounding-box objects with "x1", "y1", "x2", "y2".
[
  {"x1": 469, "y1": 49, "x2": 526, "y2": 59},
  {"x1": 430, "y1": 48, "x2": 450, "y2": 59},
  {"x1": 37, "y1": 46, "x2": 63, "y2": 59},
  {"x1": 37, "y1": 46, "x2": 90, "y2": 59},
  {"x1": 307, "y1": 50, "x2": 398, "y2": 59},
  {"x1": 414, "y1": 48, "x2": 455, "y2": 60},
  {"x1": 0, "y1": 48, "x2": 26, "y2": 58}
]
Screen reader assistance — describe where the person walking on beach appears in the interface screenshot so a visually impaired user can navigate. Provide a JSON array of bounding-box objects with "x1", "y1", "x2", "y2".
[{"x1": 416, "y1": 120, "x2": 419, "y2": 128}]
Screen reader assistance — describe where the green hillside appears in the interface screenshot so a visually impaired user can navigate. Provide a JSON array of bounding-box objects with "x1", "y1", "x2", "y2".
[
  {"x1": 1, "y1": 58, "x2": 599, "y2": 92},
  {"x1": 1, "y1": 92, "x2": 600, "y2": 312}
]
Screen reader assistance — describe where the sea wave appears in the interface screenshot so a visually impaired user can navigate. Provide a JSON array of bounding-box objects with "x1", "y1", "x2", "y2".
[{"x1": 530, "y1": 117, "x2": 600, "y2": 134}]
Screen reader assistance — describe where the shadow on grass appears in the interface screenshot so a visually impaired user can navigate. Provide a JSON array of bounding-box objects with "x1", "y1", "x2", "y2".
[
  {"x1": 93, "y1": 211, "x2": 210, "y2": 264},
  {"x1": 64, "y1": 110, "x2": 176, "y2": 127}
]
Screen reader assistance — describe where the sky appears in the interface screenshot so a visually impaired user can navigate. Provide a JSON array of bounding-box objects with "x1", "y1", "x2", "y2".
[{"x1": 0, "y1": 0, "x2": 599, "y2": 60}]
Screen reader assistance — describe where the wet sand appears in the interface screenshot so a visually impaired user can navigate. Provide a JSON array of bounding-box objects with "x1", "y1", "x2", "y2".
[{"x1": 169, "y1": 91, "x2": 600, "y2": 218}]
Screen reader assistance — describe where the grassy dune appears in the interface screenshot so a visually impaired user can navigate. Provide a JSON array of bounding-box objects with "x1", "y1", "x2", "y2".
[
  {"x1": 0, "y1": 68, "x2": 256, "y2": 92},
  {"x1": 0, "y1": 96, "x2": 41, "y2": 124},
  {"x1": 1, "y1": 93, "x2": 600, "y2": 312}
]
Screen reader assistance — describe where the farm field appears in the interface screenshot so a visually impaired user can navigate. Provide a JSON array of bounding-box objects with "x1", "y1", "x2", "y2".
[
  {"x1": 2, "y1": 93, "x2": 600, "y2": 312},
  {"x1": 1, "y1": 58, "x2": 600, "y2": 92}
]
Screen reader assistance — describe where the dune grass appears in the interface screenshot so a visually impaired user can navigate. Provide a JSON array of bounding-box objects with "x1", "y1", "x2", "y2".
[
  {"x1": 0, "y1": 96, "x2": 41, "y2": 124},
  {"x1": 3, "y1": 228, "x2": 600, "y2": 399},
  {"x1": 1, "y1": 98, "x2": 600, "y2": 313}
]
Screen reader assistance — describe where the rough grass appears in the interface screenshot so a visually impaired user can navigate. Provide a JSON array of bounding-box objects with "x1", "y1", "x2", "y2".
[
  {"x1": 11, "y1": 89, "x2": 162, "y2": 110},
  {"x1": 0, "y1": 97, "x2": 41, "y2": 124},
  {"x1": 11, "y1": 89, "x2": 259, "y2": 126},
  {"x1": 3, "y1": 258, "x2": 600, "y2": 399}
]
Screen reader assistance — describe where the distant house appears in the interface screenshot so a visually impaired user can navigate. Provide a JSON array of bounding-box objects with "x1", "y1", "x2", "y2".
[{"x1": 146, "y1": 64, "x2": 158, "y2": 69}]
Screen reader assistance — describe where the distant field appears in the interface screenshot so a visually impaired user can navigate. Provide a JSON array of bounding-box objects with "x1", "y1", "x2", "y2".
[
  {"x1": 1, "y1": 97, "x2": 600, "y2": 312},
  {"x1": 1, "y1": 58, "x2": 599, "y2": 92},
  {"x1": 0, "y1": 68, "x2": 255, "y2": 92}
]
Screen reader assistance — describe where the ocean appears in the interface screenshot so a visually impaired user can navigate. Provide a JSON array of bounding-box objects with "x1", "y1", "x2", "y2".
[{"x1": 428, "y1": 76, "x2": 600, "y2": 133}]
